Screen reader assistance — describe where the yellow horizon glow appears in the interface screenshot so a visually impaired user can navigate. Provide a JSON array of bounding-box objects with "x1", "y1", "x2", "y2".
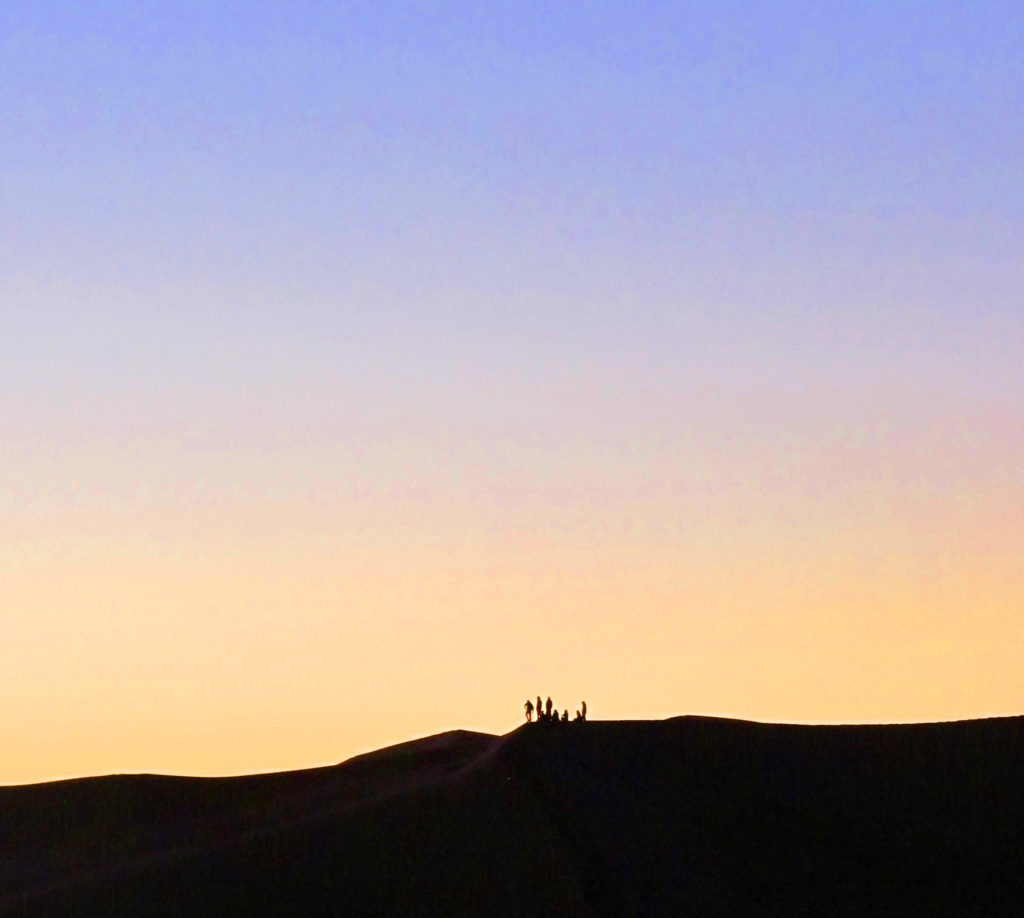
[{"x1": 4, "y1": 389, "x2": 1021, "y2": 785}]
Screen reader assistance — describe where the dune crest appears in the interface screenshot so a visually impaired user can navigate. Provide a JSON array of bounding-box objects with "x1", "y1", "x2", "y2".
[{"x1": 3, "y1": 716, "x2": 1023, "y2": 915}]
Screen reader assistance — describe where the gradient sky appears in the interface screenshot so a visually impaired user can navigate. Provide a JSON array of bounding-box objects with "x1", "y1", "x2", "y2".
[{"x1": 3, "y1": 1, "x2": 1022, "y2": 784}]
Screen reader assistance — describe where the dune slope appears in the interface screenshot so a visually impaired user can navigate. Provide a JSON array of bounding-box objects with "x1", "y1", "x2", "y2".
[{"x1": 2, "y1": 716, "x2": 1022, "y2": 916}]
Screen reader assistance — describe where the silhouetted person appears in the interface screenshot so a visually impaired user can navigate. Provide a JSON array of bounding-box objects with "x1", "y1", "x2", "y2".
[
  {"x1": 574, "y1": 709, "x2": 582, "y2": 721},
  {"x1": 537, "y1": 696, "x2": 543, "y2": 721},
  {"x1": 561, "y1": 710, "x2": 569, "y2": 723},
  {"x1": 581, "y1": 700, "x2": 587, "y2": 721},
  {"x1": 545, "y1": 697, "x2": 553, "y2": 719},
  {"x1": 524, "y1": 699, "x2": 534, "y2": 723}
]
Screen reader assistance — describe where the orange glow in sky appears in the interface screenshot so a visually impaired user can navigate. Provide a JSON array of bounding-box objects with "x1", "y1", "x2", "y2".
[{"x1": 4, "y1": 375, "x2": 1022, "y2": 784}]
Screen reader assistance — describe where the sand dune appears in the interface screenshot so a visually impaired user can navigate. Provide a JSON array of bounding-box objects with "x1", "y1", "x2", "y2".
[{"x1": 3, "y1": 716, "x2": 1022, "y2": 915}]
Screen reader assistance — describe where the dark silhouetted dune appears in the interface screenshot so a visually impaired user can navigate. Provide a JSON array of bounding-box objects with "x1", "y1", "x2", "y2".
[{"x1": 3, "y1": 716, "x2": 1023, "y2": 916}]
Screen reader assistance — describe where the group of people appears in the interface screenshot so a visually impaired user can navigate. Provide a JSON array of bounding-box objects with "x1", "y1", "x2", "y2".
[{"x1": 524, "y1": 696, "x2": 587, "y2": 724}]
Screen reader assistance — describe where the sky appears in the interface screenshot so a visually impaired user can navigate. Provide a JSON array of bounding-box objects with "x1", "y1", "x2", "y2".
[{"x1": 2, "y1": 1, "x2": 1022, "y2": 784}]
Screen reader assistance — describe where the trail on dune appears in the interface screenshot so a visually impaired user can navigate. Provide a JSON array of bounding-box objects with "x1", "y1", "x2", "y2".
[{"x1": 506, "y1": 735, "x2": 631, "y2": 918}]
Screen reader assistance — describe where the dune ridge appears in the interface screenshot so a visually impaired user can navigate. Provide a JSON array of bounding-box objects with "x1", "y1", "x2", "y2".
[{"x1": 3, "y1": 715, "x2": 1022, "y2": 915}]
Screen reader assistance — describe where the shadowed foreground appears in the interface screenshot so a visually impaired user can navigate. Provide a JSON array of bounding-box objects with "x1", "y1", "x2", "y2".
[{"x1": 2, "y1": 716, "x2": 1022, "y2": 916}]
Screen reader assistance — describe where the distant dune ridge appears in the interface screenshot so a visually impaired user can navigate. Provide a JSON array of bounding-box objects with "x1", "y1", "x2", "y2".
[{"x1": 2, "y1": 716, "x2": 1023, "y2": 916}]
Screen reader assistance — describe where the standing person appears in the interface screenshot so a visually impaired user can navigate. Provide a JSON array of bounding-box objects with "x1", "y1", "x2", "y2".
[
  {"x1": 545, "y1": 697, "x2": 553, "y2": 719},
  {"x1": 581, "y1": 700, "x2": 587, "y2": 721},
  {"x1": 537, "y1": 696, "x2": 544, "y2": 721},
  {"x1": 524, "y1": 699, "x2": 534, "y2": 722}
]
